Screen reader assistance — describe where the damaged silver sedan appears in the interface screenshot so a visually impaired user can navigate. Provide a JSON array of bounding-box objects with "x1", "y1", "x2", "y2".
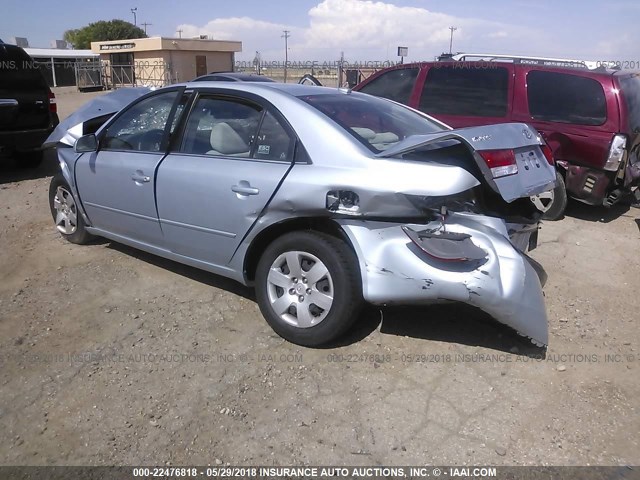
[{"x1": 46, "y1": 83, "x2": 557, "y2": 346}]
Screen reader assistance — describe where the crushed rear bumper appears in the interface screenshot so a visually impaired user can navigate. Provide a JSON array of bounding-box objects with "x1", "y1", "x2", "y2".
[{"x1": 338, "y1": 213, "x2": 549, "y2": 346}]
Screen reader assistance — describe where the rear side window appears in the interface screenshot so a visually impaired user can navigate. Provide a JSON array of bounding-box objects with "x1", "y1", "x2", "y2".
[
  {"x1": 0, "y1": 46, "x2": 47, "y2": 90},
  {"x1": 419, "y1": 66, "x2": 509, "y2": 117},
  {"x1": 253, "y1": 111, "x2": 295, "y2": 161},
  {"x1": 527, "y1": 71, "x2": 607, "y2": 126},
  {"x1": 181, "y1": 96, "x2": 263, "y2": 156},
  {"x1": 618, "y1": 74, "x2": 640, "y2": 133},
  {"x1": 359, "y1": 68, "x2": 419, "y2": 104}
]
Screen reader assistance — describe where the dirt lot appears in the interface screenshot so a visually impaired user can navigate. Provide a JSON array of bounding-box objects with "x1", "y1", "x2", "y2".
[{"x1": 0, "y1": 88, "x2": 639, "y2": 467}]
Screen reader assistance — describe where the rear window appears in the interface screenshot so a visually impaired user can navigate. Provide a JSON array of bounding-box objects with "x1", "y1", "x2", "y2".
[
  {"x1": 618, "y1": 74, "x2": 640, "y2": 133},
  {"x1": 358, "y1": 68, "x2": 419, "y2": 104},
  {"x1": 0, "y1": 46, "x2": 47, "y2": 90},
  {"x1": 419, "y1": 66, "x2": 509, "y2": 117},
  {"x1": 527, "y1": 71, "x2": 607, "y2": 126},
  {"x1": 298, "y1": 92, "x2": 443, "y2": 153}
]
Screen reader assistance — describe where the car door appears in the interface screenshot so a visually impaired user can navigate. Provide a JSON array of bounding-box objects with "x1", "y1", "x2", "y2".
[
  {"x1": 156, "y1": 92, "x2": 294, "y2": 269},
  {"x1": 75, "y1": 89, "x2": 183, "y2": 247}
]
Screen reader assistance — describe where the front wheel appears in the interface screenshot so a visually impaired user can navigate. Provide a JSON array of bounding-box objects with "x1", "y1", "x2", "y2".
[
  {"x1": 255, "y1": 231, "x2": 362, "y2": 346},
  {"x1": 49, "y1": 175, "x2": 95, "y2": 244},
  {"x1": 531, "y1": 171, "x2": 567, "y2": 221}
]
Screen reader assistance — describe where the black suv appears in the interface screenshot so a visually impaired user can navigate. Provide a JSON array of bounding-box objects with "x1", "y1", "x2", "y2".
[{"x1": 0, "y1": 41, "x2": 59, "y2": 167}]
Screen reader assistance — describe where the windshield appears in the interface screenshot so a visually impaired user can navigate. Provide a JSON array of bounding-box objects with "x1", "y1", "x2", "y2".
[
  {"x1": 619, "y1": 74, "x2": 640, "y2": 133},
  {"x1": 298, "y1": 92, "x2": 444, "y2": 153}
]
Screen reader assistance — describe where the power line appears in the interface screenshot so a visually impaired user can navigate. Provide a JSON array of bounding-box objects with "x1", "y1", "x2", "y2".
[
  {"x1": 176, "y1": 29, "x2": 183, "y2": 39},
  {"x1": 141, "y1": 22, "x2": 152, "y2": 35},
  {"x1": 282, "y1": 30, "x2": 290, "y2": 83},
  {"x1": 449, "y1": 26, "x2": 457, "y2": 54}
]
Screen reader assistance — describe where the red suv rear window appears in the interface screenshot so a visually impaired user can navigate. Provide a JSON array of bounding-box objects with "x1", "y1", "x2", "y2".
[
  {"x1": 618, "y1": 74, "x2": 640, "y2": 133},
  {"x1": 527, "y1": 70, "x2": 607, "y2": 126}
]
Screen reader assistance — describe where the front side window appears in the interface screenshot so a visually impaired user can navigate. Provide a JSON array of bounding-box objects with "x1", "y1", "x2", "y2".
[
  {"x1": 419, "y1": 66, "x2": 509, "y2": 117},
  {"x1": 358, "y1": 68, "x2": 419, "y2": 104},
  {"x1": 527, "y1": 70, "x2": 607, "y2": 125},
  {"x1": 102, "y1": 91, "x2": 179, "y2": 152},
  {"x1": 299, "y1": 92, "x2": 443, "y2": 153}
]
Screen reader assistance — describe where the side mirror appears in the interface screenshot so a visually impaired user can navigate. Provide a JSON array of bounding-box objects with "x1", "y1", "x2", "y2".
[{"x1": 74, "y1": 134, "x2": 98, "y2": 153}]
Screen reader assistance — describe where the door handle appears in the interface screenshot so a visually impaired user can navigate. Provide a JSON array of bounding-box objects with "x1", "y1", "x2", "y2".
[
  {"x1": 232, "y1": 181, "x2": 259, "y2": 196},
  {"x1": 0, "y1": 99, "x2": 19, "y2": 108},
  {"x1": 131, "y1": 172, "x2": 150, "y2": 183}
]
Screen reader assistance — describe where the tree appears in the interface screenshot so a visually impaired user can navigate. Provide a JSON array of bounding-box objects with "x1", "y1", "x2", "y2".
[{"x1": 63, "y1": 20, "x2": 146, "y2": 49}]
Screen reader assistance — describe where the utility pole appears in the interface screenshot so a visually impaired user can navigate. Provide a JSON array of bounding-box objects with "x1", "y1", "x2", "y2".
[
  {"x1": 131, "y1": 7, "x2": 138, "y2": 26},
  {"x1": 176, "y1": 29, "x2": 183, "y2": 39},
  {"x1": 141, "y1": 22, "x2": 152, "y2": 35},
  {"x1": 282, "y1": 30, "x2": 290, "y2": 83},
  {"x1": 449, "y1": 26, "x2": 457, "y2": 55}
]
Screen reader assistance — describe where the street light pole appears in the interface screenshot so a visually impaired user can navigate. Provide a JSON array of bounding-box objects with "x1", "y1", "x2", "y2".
[
  {"x1": 449, "y1": 26, "x2": 457, "y2": 54},
  {"x1": 131, "y1": 7, "x2": 138, "y2": 26},
  {"x1": 282, "y1": 30, "x2": 290, "y2": 83}
]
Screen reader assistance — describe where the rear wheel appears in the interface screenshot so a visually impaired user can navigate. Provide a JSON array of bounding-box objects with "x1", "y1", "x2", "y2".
[
  {"x1": 49, "y1": 175, "x2": 94, "y2": 244},
  {"x1": 255, "y1": 231, "x2": 362, "y2": 346},
  {"x1": 531, "y1": 171, "x2": 567, "y2": 221}
]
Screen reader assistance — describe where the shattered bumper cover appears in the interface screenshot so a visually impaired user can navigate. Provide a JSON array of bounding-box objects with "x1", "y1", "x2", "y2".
[{"x1": 338, "y1": 213, "x2": 549, "y2": 346}]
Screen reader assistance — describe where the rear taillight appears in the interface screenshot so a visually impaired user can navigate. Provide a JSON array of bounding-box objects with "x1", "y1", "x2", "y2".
[
  {"x1": 48, "y1": 90, "x2": 57, "y2": 114},
  {"x1": 538, "y1": 137, "x2": 554, "y2": 166},
  {"x1": 541, "y1": 144, "x2": 554, "y2": 165},
  {"x1": 603, "y1": 134, "x2": 627, "y2": 171},
  {"x1": 479, "y1": 149, "x2": 517, "y2": 179}
]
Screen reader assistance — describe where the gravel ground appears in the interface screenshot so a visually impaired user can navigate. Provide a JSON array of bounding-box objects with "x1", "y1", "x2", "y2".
[{"x1": 0, "y1": 88, "x2": 638, "y2": 467}]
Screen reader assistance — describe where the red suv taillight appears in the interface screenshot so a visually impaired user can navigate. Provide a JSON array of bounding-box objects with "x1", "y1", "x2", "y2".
[
  {"x1": 603, "y1": 134, "x2": 627, "y2": 172},
  {"x1": 48, "y1": 90, "x2": 57, "y2": 114},
  {"x1": 479, "y1": 149, "x2": 518, "y2": 178}
]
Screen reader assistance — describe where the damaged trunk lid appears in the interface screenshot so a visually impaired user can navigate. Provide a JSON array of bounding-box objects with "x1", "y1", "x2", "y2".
[{"x1": 377, "y1": 122, "x2": 557, "y2": 203}]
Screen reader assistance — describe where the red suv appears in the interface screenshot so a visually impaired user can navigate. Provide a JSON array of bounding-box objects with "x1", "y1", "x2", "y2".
[{"x1": 354, "y1": 56, "x2": 640, "y2": 219}]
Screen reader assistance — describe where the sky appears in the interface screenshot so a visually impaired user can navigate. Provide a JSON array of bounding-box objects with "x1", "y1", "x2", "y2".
[{"x1": 1, "y1": 0, "x2": 639, "y2": 62}]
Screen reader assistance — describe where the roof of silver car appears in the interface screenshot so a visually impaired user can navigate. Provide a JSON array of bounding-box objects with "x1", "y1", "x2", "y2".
[{"x1": 179, "y1": 81, "x2": 348, "y2": 97}]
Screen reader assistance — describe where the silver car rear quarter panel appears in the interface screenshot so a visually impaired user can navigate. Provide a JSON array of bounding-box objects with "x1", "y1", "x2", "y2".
[{"x1": 337, "y1": 214, "x2": 549, "y2": 346}]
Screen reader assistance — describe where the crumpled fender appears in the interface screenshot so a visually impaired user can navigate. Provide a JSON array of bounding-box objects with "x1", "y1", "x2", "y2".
[{"x1": 337, "y1": 213, "x2": 549, "y2": 346}]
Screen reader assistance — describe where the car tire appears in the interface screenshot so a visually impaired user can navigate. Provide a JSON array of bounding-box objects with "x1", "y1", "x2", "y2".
[
  {"x1": 255, "y1": 231, "x2": 362, "y2": 347},
  {"x1": 16, "y1": 150, "x2": 43, "y2": 168},
  {"x1": 531, "y1": 171, "x2": 568, "y2": 221},
  {"x1": 49, "y1": 174, "x2": 95, "y2": 245}
]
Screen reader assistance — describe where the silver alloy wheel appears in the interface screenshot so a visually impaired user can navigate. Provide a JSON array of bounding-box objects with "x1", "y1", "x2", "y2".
[
  {"x1": 266, "y1": 251, "x2": 334, "y2": 328},
  {"x1": 530, "y1": 189, "x2": 555, "y2": 213},
  {"x1": 53, "y1": 186, "x2": 78, "y2": 235}
]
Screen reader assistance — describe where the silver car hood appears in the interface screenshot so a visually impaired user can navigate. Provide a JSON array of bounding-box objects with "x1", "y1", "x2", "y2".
[{"x1": 44, "y1": 87, "x2": 151, "y2": 148}]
